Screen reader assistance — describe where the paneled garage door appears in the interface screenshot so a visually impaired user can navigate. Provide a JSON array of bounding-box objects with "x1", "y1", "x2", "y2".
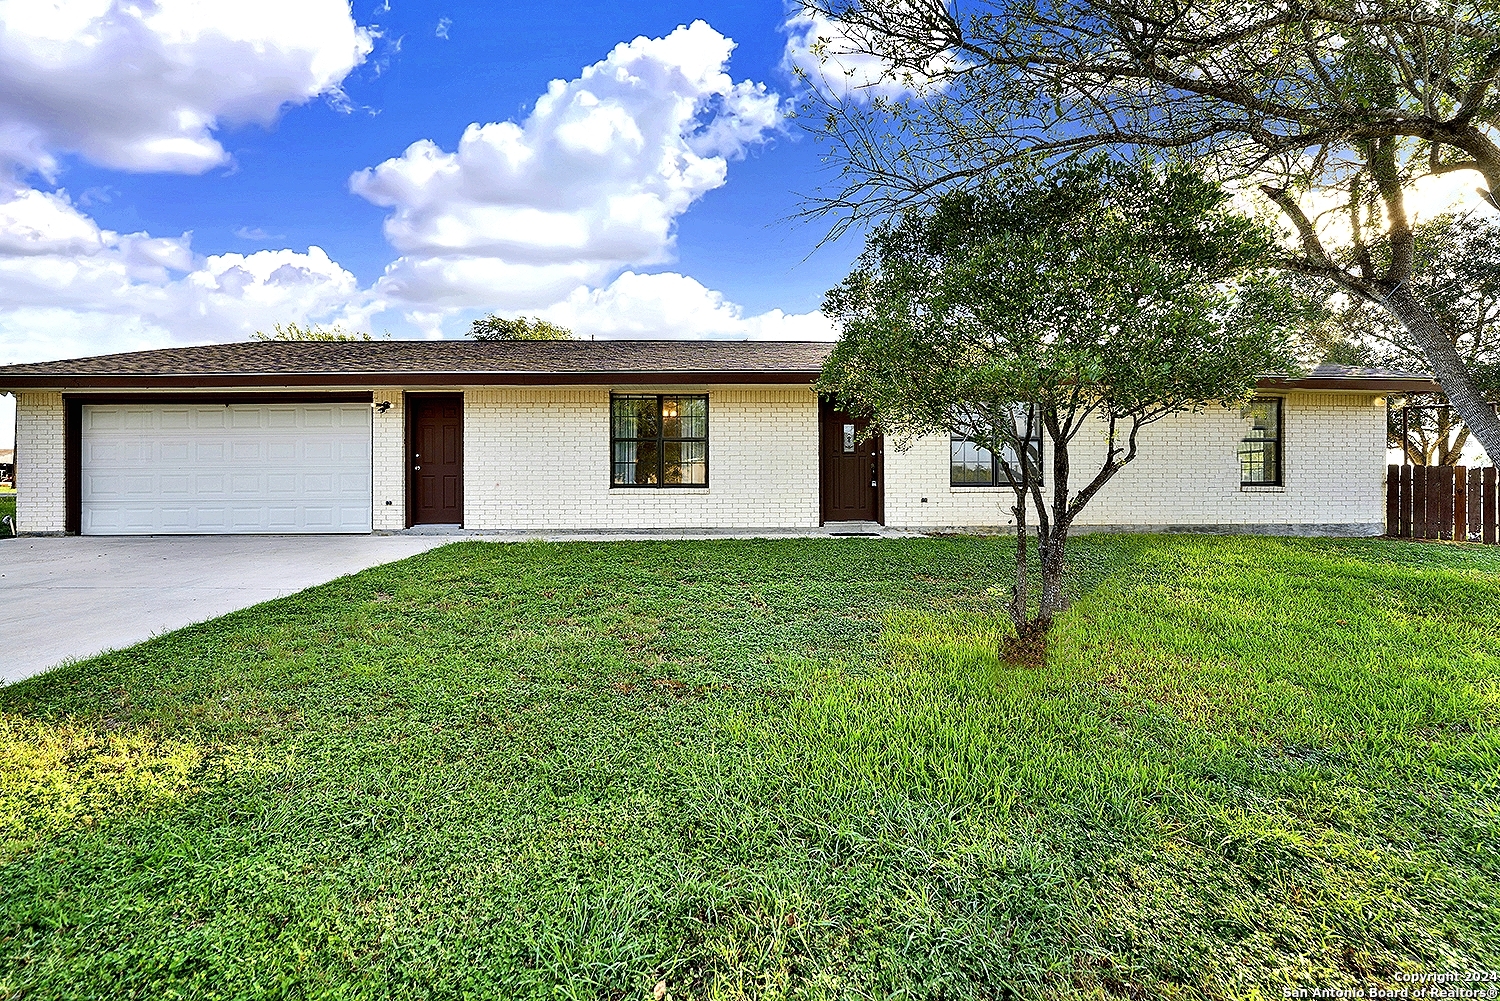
[{"x1": 81, "y1": 402, "x2": 373, "y2": 535}]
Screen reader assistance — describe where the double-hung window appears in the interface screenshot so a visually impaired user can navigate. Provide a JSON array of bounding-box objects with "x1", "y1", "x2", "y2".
[
  {"x1": 1239, "y1": 397, "x2": 1283, "y2": 486},
  {"x1": 611, "y1": 394, "x2": 708, "y2": 487},
  {"x1": 951, "y1": 407, "x2": 1044, "y2": 487}
]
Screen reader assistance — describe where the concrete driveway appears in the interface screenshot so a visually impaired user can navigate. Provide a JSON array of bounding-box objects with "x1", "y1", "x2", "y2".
[{"x1": 1, "y1": 535, "x2": 454, "y2": 684}]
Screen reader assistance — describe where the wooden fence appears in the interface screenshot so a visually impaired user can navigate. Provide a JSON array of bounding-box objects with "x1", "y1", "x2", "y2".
[{"x1": 1386, "y1": 464, "x2": 1499, "y2": 543}]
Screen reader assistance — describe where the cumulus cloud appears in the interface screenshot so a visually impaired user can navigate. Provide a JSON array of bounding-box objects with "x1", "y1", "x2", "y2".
[
  {"x1": 351, "y1": 20, "x2": 782, "y2": 306},
  {"x1": 540, "y1": 271, "x2": 835, "y2": 341},
  {"x1": 0, "y1": 0, "x2": 377, "y2": 374},
  {"x1": 0, "y1": 0, "x2": 374, "y2": 178},
  {"x1": 0, "y1": 232, "x2": 374, "y2": 362},
  {"x1": 0, "y1": 188, "x2": 105, "y2": 257},
  {"x1": 781, "y1": 8, "x2": 943, "y2": 101}
]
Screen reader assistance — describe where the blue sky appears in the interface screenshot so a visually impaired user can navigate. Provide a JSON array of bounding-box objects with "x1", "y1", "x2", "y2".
[
  {"x1": 42, "y1": 1, "x2": 858, "y2": 330},
  {"x1": 0, "y1": 0, "x2": 882, "y2": 443}
]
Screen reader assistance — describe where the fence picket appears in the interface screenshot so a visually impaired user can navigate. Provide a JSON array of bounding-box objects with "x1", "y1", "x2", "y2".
[
  {"x1": 1434, "y1": 468, "x2": 1446, "y2": 540},
  {"x1": 1455, "y1": 466, "x2": 1468, "y2": 542},
  {"x1": 1386, "y1": 465, "x2": 1401, "y2": 538},
  {"x1": 1486, "y1": 468, "x2": 1498, "y2": 545},
  {"x1": 1400, "y1": 465, "x2": 1413, "y2": 538},
  {"x1": 1414, "y1": 465, "x2": 1430, "y2": 539}
]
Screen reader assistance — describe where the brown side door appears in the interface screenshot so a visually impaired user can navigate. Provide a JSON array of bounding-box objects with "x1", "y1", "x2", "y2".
[
  {"x1": 409, "y1": 395, "x2": 463, "y2": 525},
  {"x1": 821, "y1": 403, "x2": 881, "y2": 523}
]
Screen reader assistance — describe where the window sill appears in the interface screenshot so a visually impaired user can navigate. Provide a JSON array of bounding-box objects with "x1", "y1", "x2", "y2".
[
  {"x1": 950, "y1": 485, "x2": 1021, "y2": 492},
  {"x1": 1240, "y1": 484, "x2": 1285, "y2": 493},
  {"x1": 610, "y1": 486, "x2": 710, "y2": 492}
]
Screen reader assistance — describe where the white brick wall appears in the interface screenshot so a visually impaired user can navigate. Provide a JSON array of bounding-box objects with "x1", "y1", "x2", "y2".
[
  {"x1": 15, "y1": 391, "x2": 65, "y2": 534},
  {"x1": 372, "y1": 388, "x2": 405, "y2": 530},
  {"x1": 884, "y1": 391, "x2": 1388, "y2": 534},
  {"x1": 462, "y1": 386, "x2": 821, "y2": 530},
  {"x1": 8, "y1": 386, "x2": 1388, "y2": 536}
]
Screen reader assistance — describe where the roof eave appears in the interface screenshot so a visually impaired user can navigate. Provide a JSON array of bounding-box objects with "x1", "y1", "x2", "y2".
[
  {"x1": 0, "y1": 369, "x2": 825, "y2": 391},
  {"x1": 1256, "y1": 375, "x2": 1441, "y2": 393}
]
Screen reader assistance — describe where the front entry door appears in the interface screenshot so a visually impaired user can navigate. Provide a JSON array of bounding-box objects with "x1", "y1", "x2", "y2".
[
  {"x1": 821, "y1": 404, "x2": 881, "y2": 523},
  {"x1": 410, "y1": 395, "x2": 463, "y2": 525}
]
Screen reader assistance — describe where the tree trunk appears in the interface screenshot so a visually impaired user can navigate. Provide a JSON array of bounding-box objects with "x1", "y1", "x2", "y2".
[
  {"x1": 1385, "y1": 285, "x2": 1500, "y2": 465},
  {"x1": 1036, "y1": 525, "x2": 1068, "y2": 627},
  {"x1": 1010, "y1": 492, "x2": 1029, "y2": 632}
]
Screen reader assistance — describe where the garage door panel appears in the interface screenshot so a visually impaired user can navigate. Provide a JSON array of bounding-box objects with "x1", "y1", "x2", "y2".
[{"x1": 82, "y1": 402, "x2": 373, "y2": 535}]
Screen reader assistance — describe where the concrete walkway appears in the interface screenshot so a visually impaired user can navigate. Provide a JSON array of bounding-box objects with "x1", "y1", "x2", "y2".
[{"x1": 1, "y1": 535, "x2": 453, "y2": 684}]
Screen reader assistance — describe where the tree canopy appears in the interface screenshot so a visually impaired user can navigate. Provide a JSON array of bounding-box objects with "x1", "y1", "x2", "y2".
[
  {"x1": 1318, "y1": 211, "x2": 1500, "y2": 462},
  {"x1": 469, "y1": 315, "x2": 575, "y2": 341},
  {"x1": 797, "y1": 0, "x2": 1500, "y2": 463},
  {"x1": 820, "y1": 159, "x2": 1305, "y2": 647},
  {"x1": 250, "y1": 322, "x2": 374, "y2": 342}
]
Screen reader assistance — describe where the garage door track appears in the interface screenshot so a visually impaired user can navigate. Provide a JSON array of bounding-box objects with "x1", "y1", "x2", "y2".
[{"x1": 2, "y1": 535, "x2": 453, "y2": 684}]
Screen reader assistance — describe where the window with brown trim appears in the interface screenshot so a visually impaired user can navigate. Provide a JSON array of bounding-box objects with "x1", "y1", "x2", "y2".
[
  {"x1": 950, "y1": 406, "x2": 1044, "y2": 487},
  {"x1": 1239, "y1": 397, "x2": 1283, "y2": 486},
  {"x1": 611, "y1": 394, "x2": 708, "y2": 487}
]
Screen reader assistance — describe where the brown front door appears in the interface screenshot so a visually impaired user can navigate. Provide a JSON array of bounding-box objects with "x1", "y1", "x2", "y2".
[
  {"x1": 409, "y1": 395, "x2": 463, "y2": 525},
  {"x1": 821, "y1": 403, "x2": 881, "y2": 523}
]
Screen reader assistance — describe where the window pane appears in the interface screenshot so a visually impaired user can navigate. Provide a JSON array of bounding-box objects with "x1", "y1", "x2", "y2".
[
  {"x1": 1240, "y1": 441, "x2": 1277, "y2": 483},
  {"x1": 662, "y1": 440, "x2": 706, "y2": 484},
  {"x1": 612, "y1": 396, "x2": 660, "y2": 440},
  {"x1": 999, "y1": 440, "x2": 1043, "y2": 485},
  {"x1": 1240, "y1": 398, "x2": 1280, "y2": 483},
  {"x1": 951, "y1": 437, "x2": 995, "y2": 485},
  {"x1": 614, "y1": 438, "x2": 659, "y2": 485},
  {"x1": 1243, "y1": 398, "x2": 1278, "y2": 437},
  {"x1": 662, "y1": 395, "x2": 706, "y2": 439}
]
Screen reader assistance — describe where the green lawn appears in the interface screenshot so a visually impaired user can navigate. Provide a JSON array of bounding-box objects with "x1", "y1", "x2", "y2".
[
  {"x1": 2, "y1": 535, "x2": 1498, "y2": 999},
  {"x1": 0, "y1": 494, "x2": 12, "y2": 537}
]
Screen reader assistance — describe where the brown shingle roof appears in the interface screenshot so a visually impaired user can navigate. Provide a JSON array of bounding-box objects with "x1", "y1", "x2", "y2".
[
  {"x1": 1262, "y1": 363, "x2": 1440, "y2": 392},
  {"x1": 0, "y1": 340, "x2": 1441, "y2": 393},
  {"x1": 0, "y1": 339, "x2": 835, "y2": 389}
]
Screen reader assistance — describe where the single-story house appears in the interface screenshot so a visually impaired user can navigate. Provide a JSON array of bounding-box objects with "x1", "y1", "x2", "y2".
[{"x1": 0, "y1": 340, "x2": 1436, "y2": 537}]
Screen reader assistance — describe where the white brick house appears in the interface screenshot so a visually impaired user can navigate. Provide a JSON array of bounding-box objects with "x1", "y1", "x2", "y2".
[{"x1": 0, "y1": 341, "x2": 1434, "y2": 537}]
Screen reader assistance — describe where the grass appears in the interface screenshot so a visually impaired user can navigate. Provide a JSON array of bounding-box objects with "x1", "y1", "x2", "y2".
[
  {"x1": 0, "y1": 534, "x2": 1497, "y2": 1000},
  {"x1": 0, "y1": 494, "x2": 12, "y2": 537}
]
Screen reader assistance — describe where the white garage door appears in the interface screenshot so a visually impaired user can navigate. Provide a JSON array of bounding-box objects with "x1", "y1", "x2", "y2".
[{"x1": 81, "y1": 402, "x2": 373, "y2": 535}]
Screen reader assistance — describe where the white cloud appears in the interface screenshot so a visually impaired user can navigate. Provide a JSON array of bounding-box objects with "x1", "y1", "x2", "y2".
[
  {"x1": 0, "y1": 0, "x2": 374, "y2": 178},
  {"x1": 540, "y1": 270, "x2": 835, "y2": 340},
  {"x1": 0, "y1": 0, "x2": 378, "y2": 381},
  {"x1": 781, "y1": 8, "x2": 942, "y2": 101},
  {"x1": 351, "y1": 20, "x2": 782, "y2": 307},
  {"x1": 233, "y1": 226, "x2": 285, "y2": 242},
  {"x1": 0, "y1": 188, "x2": 105, "y2": 256},
  {"x1": 436, "y1": 17, "x2": 452, "y2": 40},
  {"x1": 0, "y1": 237, "x2": 374, "y2": 362}
]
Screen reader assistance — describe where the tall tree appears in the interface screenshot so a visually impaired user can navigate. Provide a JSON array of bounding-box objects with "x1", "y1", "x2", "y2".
[
  {"x1": 470, "y1": 315, "x2": 575, "y2": 341},
  {"x1": 795, "y1": 0, "x2": 1500, "y2": 464},
  {"x1": 1317, "y1": 211, "x2": 1500, "y2": 463},
  {"x1": 820, "y1": 160, "x2": 1304, "y2": 654}
]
